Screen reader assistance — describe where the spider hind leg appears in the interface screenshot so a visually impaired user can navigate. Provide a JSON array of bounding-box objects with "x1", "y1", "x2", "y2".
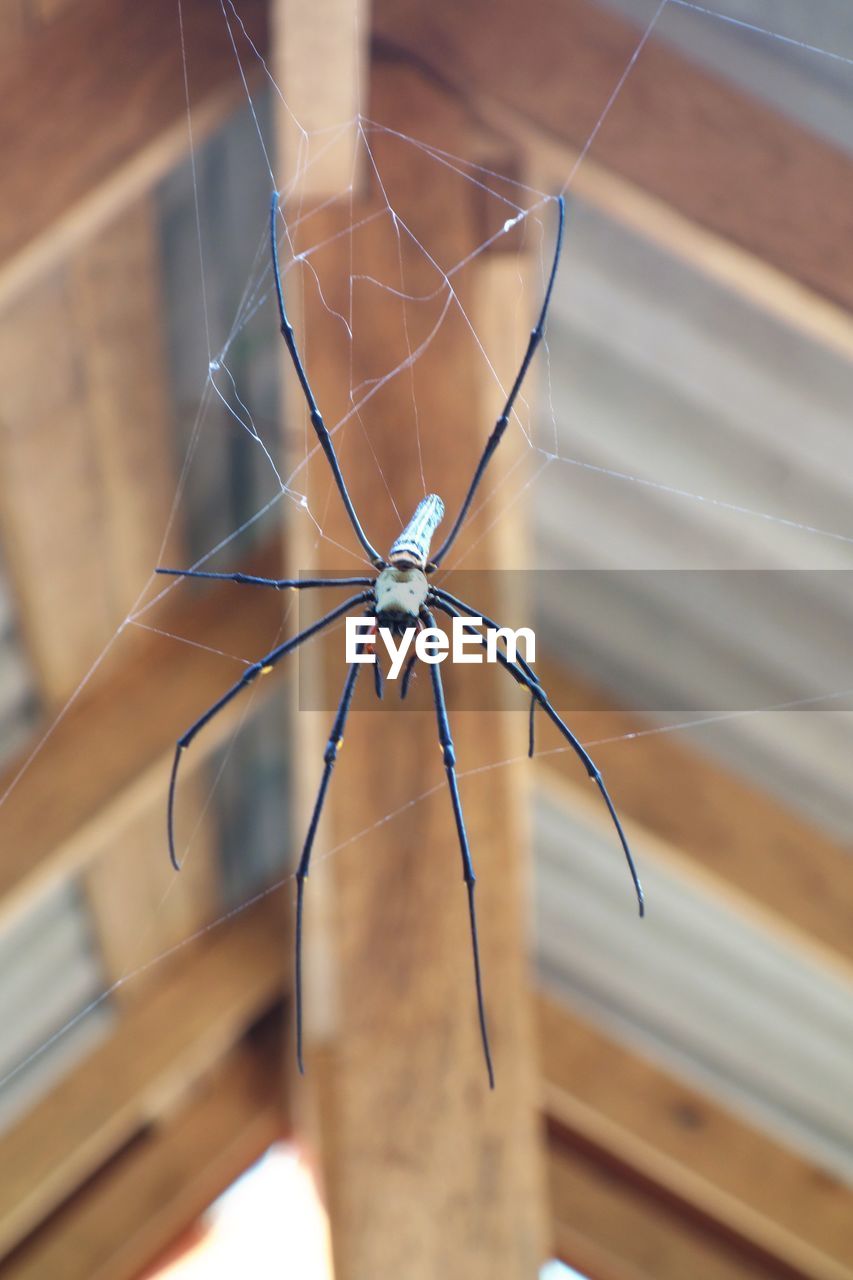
[
  {"x1": 422, "y1": 606, "x2": 495, "y2": 1089},
  {"x1": 294, "y1": 660, "x2": 362, "y2": 1074},
  {"x1": 431, "y1": 595, "x2": 644, "y2": 917}
]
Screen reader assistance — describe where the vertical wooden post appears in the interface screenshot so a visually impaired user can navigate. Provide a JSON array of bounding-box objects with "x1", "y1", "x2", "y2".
[
  {"x1": 275, "y1": 46, "x2": 547, "y2": 1276},
  {"x1": 273, "y1": 0, "x2": 368, "y2": 197},
  {"x1": 272, "y1": 0, "x2": 371, "y2": 1261}
]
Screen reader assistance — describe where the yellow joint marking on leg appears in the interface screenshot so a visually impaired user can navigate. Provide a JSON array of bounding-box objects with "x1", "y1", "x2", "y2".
[
  {"x1": 261, "y1": 664, "x2": 274, "y2": 675},
  {"x1": 336, "y1": 737, "x2": 344, "y2": 749}
]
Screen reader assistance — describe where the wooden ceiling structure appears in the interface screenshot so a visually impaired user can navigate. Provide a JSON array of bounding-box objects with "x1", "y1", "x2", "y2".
[{"x1": 0, "y1": 1, "x2": 851, "y2": 1278}]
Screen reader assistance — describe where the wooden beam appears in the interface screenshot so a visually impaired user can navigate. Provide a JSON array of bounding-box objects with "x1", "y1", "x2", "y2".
[
  {"x1": 0, "y1": 0, "x2": 26, "y2": 55},
  {"x1": 372, "y1": 0, "x2": 853, "y2": 315},
  {"x1": 0, "y1": 197, "x2": 180, "y2": 704},
  {"x1": 29, "y1": 0, "x2": 79, "y2": 23},
  {"x1": 81, "y1": 779, "x2": 218, "y2": 1005},
  {"x1": 279, "y1": 63, "x2": 547, "y2": 1279},
  {"x1": 535, "y1": 654, "x2": 853, "y2": 980},
  {"x1": 539, "y1": 992, "x2": 853, "y2": 1280},
  {"x1": 0, "y1": 0, "x2": 268, "y2": 307},
  {"x1": 0, "y1": 897, "x2": 286, "y2": 1261},
  {"x1": 273, "y1": 0, "x2": 369, "y2": 197},
  {"x1": 3, "y1": 1040, "x2": 282, "y2": 1280},
  {"x1": 68, "y1": 197, "x2": 220, "y2": 985},
  {"x1": 547, "y1": 1138, "x2": 798, "y2": 1280},
  {"x1": 69, "y1": 198, "x2": 179, "y2": 624},
  {"x1": 0, "y1": 266, "x2": 115, "y2": 701},
  {"x1": 476, "y1": 100, "x2": 853, "y2": 365},
  {"x1": 0, "y1": 553, "x2": 283, "y2": 934}
]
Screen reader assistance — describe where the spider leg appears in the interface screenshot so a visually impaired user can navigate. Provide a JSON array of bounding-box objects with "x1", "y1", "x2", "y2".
[
  {"x1": 156, "y1": 568, "x2": 373, "y2": 591},
  {"x1": 431, "y1": 196, "x2": 565, "y2": 568},
  {"x1": 295, "y1": 659, "x2": 362, "y2": 1075},
  {"x1": 430, "y1": 587, "x2": 539, "y2": 687},
  {"x1": 400, "y1": 650, "x2": 418, "y2": 700},
  {"x1": 270, "y1": 193, "x2": 383, "y2": 567},
  {"x1": 168, "y1": 589, "x2": 372, "y2": 871},
  {"x1": 421, "y1": 606, "x2": 495, "y2": 1089},
  {"x1": 367, "y1": 620, "x2": 384, "y2": 700},
  {"x1": 431, "y1": 598, "x2": 644, "y2": 917},
  {"x1": 430, "y1": 586, "x2": 540, "y2": 751},
  {"x1": 399, "y1": 618, "x2": 424, "y2": 700}
]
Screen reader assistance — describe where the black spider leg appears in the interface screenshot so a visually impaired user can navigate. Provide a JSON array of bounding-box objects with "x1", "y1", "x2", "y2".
[
  {"x1": 431, "y1": 586, "x2": 540, "y2": 754},
  {"x1": 431, "y1": 195, "x2": 565, "y2": 569},
  {"x1": 295, "y1": 658, "x2": 362, "y2": 1075},
  {"x1": 370, "y1": 621, "x2": 384, "y2": 701},
  {"x1": 157, "y1": 568, "x2": 373, "y2": 591},
  {"x1": 270, "y1": 192, "x2": 383, "y2": 567},
  {"x1": 400, "y1": 650, "x2": 418, "y2": 699},
  {"x1": 168, "y1": 589, "x2": 372, "y2": 871},
  {"x1": 400, "y1": 618, "x2": 424, "y2": 700},
  {"x1": 421, "y1": 606, "x2": 495, "y2": 1089},
  {"x1": 432, "y1": 599, "x2": 644, "y2": 918}
]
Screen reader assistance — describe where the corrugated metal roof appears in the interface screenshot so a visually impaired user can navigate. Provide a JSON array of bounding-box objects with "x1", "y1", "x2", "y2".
[{"x1": 0, "y1": 879, "x2": 113, "y2": 1136}]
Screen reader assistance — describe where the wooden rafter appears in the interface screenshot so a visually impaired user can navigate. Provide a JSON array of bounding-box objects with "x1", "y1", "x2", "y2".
[
  {"x1": 372, "y1": 0, "x2": 853, "y2": 315},
  {"x1": 539, "y1": 993, "x2": 853, "y2": 1280},
  {"x1": 535, "y1": 654, "x2": 853, "y2": 980},
  {"x1": 0, "y1": 552, "x2": 284, "y2": 932},
  {"x1": 3, "y1": 1040, "x2": 282, "y2": 1280},
  {"x1": 0, "y1": 0, "x2": 268, "y2": 307},
  {"x1": 478, "y1": 101, "x2": 853, "y2": 364},
  {"x1": 0, "y1": 897, "x2": 287, "y2": 1261},
  {"x1": 0, "y1": 199, "x2": 182, "y2": 704}
]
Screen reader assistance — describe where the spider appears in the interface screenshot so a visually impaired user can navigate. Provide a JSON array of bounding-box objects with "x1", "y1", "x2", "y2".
[{"x1": 157, "y1": 191, "x2": 644, "y2": 1089}]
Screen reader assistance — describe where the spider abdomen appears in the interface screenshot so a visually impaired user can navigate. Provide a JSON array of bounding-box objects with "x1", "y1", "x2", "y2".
[
  {"x1": 388, "y1": 493, "x2": 445, "y2": 568},
  {"x1": 375, "y1": 565, "x2": 428, "y2": 623}
]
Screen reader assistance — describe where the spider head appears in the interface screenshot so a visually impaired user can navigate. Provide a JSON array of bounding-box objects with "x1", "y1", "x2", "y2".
[{"x1": 388, "y1": 494, "x2": 444, "y2": 570}]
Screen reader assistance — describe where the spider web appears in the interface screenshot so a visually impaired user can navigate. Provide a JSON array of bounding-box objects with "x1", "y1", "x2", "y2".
[{"x1": 2, "y1": 0, "x2": 853, "y2": 1121}]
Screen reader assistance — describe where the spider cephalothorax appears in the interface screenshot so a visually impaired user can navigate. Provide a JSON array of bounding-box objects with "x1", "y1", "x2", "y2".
[
  {"x1": 157, "y1": 190, "x2": 644, "y2": 1091},
  {"x1": 374, "y1": 564, "x2": 429, "y2": 628}
]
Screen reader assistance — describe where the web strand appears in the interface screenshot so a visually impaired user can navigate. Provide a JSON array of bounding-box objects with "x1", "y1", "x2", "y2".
[{"x1": 670, "y1": 0, "x2": 853, "y2": 67}]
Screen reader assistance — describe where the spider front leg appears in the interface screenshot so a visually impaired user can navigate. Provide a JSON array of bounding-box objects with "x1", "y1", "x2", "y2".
[
  {"x1": 270, "y1": 192, "x2": 383, "y2": 567},
  {"x1": 294, "y1": 658, "x2": 362, "y2": 1075},
  {"x1": 421, "y1": 606, "x2": 495, "y2": 1089},
  {"x1": 431, "y1": 195, "x2": 565, "y2": 568}
]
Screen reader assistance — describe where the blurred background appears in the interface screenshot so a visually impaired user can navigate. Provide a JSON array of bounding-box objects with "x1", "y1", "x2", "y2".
[{"x1": 0, "y1": 0, "x2": 852, "y2": 1276}]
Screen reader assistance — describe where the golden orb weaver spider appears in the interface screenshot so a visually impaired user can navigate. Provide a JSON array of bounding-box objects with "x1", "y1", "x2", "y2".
[{"x1": 157, "y1": 192, "x2": 644, "y2": 1089}]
